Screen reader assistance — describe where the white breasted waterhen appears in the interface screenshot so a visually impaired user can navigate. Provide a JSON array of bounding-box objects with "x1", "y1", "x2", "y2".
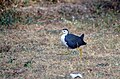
[{"x1": 61, "y1": 28, "x2": 86, "y2": 59}]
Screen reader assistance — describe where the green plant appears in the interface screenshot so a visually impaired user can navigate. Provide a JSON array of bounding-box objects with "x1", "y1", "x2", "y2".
[
  {"x1": 24, "y1": 60, "x2": 32, "y2": 68},
  {"x1": 0, "y1": 8, "x2": 17, "y2": 26}
]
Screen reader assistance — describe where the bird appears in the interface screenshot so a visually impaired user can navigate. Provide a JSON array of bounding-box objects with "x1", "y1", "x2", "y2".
[
  {"x1": 61, "y1": 28, "x2": 86, "y2": 59},
  {"x1": 70, "y1": 73, "x2": 83, "y2": 79}
]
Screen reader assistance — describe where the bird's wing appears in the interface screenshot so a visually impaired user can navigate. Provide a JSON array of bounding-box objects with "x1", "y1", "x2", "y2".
[
  {"x1": 65, "y1": 34, "x2": 80, "y2": 48},
  {"x1": 65, "y1": 34, "x2": 80, "y2": 42}
]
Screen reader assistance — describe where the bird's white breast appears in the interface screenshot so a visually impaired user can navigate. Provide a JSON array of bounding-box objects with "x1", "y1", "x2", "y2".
[{"x1": 61, "y1": 34, "x2": 68, "y2": 47}]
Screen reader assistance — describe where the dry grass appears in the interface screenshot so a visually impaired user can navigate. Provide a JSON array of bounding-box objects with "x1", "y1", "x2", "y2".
[
  {"x1": 0, "y1": 21, "x2": 120, "y2": 79},
  {"x1": 0, "y1": 2, "x2": 120, "y2": 79}
]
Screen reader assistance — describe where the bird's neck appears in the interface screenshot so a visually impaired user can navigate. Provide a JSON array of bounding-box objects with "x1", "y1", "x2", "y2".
[{"x1": 64, "y1": 33, "x2": 68, "y2": 36}]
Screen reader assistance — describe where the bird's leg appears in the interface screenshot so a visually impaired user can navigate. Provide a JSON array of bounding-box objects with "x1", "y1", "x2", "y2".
[
  {"x1": 58, "y1": 48, "x2": 70, "y2": 55},
  {"x1": 60, "y1": 48, "x2": 70, "y2": 55},
  {"x1": 77, "y1": 48, "x2": 83, "y2": 60},
  {"x1": 64, "y1": 48, "x2": 70, "y2": 55}
]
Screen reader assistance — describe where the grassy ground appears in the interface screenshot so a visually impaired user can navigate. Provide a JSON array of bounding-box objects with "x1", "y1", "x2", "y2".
[{"x1": 0, "y1": 2, "x2": 120, "y2": 79}]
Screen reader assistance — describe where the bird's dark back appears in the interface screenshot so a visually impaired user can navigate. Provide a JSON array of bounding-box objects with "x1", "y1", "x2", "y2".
[{"x1": 65, "y1": 34, "x2": 86, "y2": 49}]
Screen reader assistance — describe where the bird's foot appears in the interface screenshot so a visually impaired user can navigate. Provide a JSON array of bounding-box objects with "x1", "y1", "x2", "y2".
[
  {"x1": 64, "y1": 51, "x2": 70, "y2": 55},
  {"x1": 77, "y1": 48, "x2": 83, "y2": 61},
  {"x1": 57, "y1": 51, "x2": 70, "y2": 55}
]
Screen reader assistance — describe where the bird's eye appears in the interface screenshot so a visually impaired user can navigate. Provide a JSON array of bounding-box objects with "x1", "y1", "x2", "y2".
[{"x1": 64, "y1": 31, "x2": 66, "y2": 33}]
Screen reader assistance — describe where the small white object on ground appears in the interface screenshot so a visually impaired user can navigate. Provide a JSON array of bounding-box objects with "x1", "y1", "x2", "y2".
[{"x1": 70, "y1": 73, "x2": 83, "y2": 79}]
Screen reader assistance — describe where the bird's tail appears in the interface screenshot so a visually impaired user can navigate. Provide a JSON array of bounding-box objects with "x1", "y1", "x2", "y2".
[{"x1": 80, "y1": 34, "x2": 87, "y2": 45}]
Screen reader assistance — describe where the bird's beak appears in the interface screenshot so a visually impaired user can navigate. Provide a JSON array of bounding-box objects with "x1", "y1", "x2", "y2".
[{"x1": 59, "y1": 30, "x2": 62, "y2": 35}]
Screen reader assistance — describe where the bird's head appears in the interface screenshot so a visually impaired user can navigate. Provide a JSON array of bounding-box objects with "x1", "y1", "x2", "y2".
[{"x1": 62, "y1": 29, "x2": 69, "y2": 35}]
